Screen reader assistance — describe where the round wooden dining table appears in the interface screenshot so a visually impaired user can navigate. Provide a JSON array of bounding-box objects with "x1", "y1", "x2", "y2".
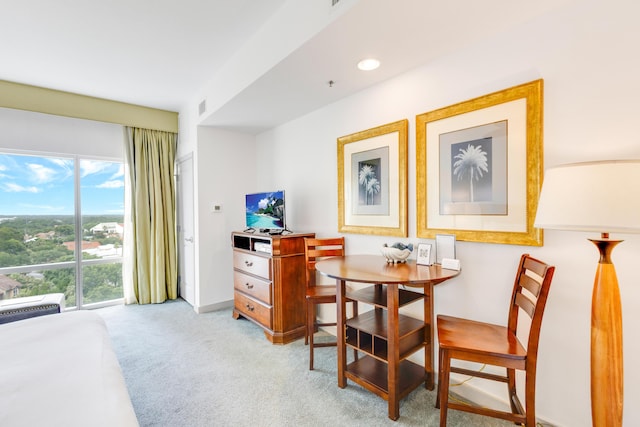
[{"x1": 315, "y1": 254, "x2": 460, "y2": 421}]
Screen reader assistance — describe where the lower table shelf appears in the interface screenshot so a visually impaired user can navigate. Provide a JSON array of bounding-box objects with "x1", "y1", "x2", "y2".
[
  {"x1": 345, "y1": 310, "x2": 426, "y2": 361},
  {"x1": 345, "y1": 355, "x2": 427, "y2": 401}
]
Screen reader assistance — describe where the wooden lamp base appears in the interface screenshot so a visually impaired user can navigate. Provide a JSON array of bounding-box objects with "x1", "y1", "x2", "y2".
[{"x1": 589, "y1": 236, "x2": 623, "y2": 427}]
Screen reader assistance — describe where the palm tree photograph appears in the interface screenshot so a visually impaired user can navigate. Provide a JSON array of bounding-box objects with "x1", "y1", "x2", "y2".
[
  {"x1": 438, "y1": 121, "x2": 508, "y2": 215},
  {"x1": 358, "y1": 160, "x2": 382, "y2": 206},
  {"x1": 452, "y1": 138, "x2": 491, "y2": 203},
  {"x1": 349, "y1": 144, "x2": 390, "y2": 217}
]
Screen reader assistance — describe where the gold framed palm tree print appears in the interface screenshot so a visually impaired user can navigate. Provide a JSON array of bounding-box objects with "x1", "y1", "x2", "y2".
[
  {"x1": 416, "y1": 80, "x2": 544, "y2": 246},
  {"x1": 338, "y1": 119, "x2": 408, "y2": 237}
]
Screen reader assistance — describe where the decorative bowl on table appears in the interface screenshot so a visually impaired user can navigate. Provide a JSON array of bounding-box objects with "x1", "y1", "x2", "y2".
[{"x1": 381, "y1": 243, "x2": 414, "y2": 264}]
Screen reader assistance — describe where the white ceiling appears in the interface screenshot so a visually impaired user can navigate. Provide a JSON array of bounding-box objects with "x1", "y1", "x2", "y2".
[
  {"x1": 1, "y1": 0, "x2": 574, "y2": 134},
  {"x1": 1, "y1": 0, "x2": 286, "y2": 112}
]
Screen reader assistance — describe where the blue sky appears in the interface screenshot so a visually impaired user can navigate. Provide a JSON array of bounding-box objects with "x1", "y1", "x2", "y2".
[{"x1": 0, "y1": 153, "x2": 124, "y2": 216}]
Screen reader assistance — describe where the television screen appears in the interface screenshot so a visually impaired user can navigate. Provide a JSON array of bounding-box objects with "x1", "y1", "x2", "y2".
[{"x1": 245, "y1": 190, "x2": 286, "y2": 230}]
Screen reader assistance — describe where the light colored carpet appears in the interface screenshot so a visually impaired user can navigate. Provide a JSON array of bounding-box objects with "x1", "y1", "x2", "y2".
[{"x1": 97, "y1": 299, "x2": 515, "y2": 427}]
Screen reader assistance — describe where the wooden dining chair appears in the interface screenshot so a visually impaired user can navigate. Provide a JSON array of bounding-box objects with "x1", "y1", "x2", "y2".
[
  {"x1": 436, "y1": 253, "x2": 555, "y2": 426},
  {"x1": 304, "y1": 237, "x2": 357, "y2": 370}
]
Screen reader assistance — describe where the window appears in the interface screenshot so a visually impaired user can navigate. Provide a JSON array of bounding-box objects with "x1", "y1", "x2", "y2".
[{"x1": 0, "y1": 152, "x2": 124, "y2": 308}]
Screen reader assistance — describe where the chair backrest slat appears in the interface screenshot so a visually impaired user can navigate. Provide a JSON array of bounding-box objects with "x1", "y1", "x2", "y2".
[
  {"x1": 304, "y1": 237, "x2": 345, "y2": 288},
  {"x1": 520, "y1": 274, "x2": 542, "y2": 298},
  {"x1": 307, "y1": 248, "x2": 343, "y2": 259},
  {"x1": 515, "y1": 292, "x2": 536, "y2": 318},
  {"x1": 508, "y1": 254, "x2": 555, "y2": 358},
  {"x1": 523, "y1": 256, "x2": 549, "y2": 278}
]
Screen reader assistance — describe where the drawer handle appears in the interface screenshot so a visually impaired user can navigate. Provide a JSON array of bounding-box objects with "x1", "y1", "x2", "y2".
[
  {"x1": 244, "y1": 260, "x2": 253, "y2": 267},
  {"x1": 245, "y1": 283, "x2": 254, "y2": 289},
  {"x1": 245, "y1": 303, "x2": 255, "y2": 312}
]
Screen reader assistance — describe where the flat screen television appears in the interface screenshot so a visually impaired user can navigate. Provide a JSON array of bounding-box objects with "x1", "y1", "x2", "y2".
[{"x1": 245, "y1": 190, "x2": 286, "y2": 232}]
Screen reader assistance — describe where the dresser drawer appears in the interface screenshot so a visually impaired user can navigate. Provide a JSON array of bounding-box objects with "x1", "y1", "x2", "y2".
[
  {"x1": 234, "y1": 271, "x2": 271, "y2": 304},
  {"x1": 234, "y1": 292, "x2": 272, "y2": 329},
  {"x1": 233, "y1": 251, "x2": 271, "y2": 279}
]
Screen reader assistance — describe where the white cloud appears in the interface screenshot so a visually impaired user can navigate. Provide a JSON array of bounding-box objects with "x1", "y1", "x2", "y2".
[
  {"x1": 110, "y1": 164, "x2": 124, "y2": 179},
  {"x1": 0, "y1": 165, "x2": 6, "y2": 171},
  {"x1": 27, "y1": 163, "x2": 56, "y2": 183},
  {"x1": 81, "y1": 160, "x2": 111, "y2": 177},
  {"x1": 97, "y1": 180, "x2": 124, "y2": 189},
  {"x1": 49, "y1": 158, "x2": 72, "y2": 167},
  {"x1": 4, "y1": 183, "x2": 40, "y2": 193},
  {"x1": 49, "y1": 158, "x2": 73, "y2": 177}
]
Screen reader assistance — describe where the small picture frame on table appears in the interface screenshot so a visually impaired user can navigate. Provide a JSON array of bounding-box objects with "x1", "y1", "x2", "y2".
[{"x1": 416, "y1": 243, "x2": 432, "y2": 265}]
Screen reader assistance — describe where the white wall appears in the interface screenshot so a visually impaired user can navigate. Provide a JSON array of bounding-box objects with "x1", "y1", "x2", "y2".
[
  {"x1": 193, "y1": 127, "x2": 256, "y2": 311},
  {"x1": 245, "y1": 1, "x2": 640, "y2": 426}
]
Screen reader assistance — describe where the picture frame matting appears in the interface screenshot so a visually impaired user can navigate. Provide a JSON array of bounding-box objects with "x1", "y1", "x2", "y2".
[
  {"x1": 416, "y1": 80, "x2": 544, "y2": 246},
  {"x1": 338, "y1": 119, "x2": 408, "y2": 237}
]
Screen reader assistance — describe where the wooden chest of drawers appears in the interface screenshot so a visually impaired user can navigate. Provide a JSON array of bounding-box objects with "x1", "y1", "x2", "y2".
[{"x1": 231, "y1": 231, "x2": 314, "y2": 344}]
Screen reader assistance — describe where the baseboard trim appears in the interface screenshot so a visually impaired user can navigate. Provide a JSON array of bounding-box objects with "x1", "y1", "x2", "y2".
[{"x1": 195, "y1": 300, "x2": 233, "y2": 314}]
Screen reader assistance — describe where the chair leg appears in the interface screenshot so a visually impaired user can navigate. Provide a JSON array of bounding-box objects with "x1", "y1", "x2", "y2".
[
  {"x1": 438, "y1": 348, "x2": 451, "y2": 427},
  {"x1": 507, "y1": 367, "x2": 518, "y2": 415},
  {"x1": 308, "y1": 301, "x2": 316, "y2": 370},
  {"x1": 436, "y1": 346, "x2": 443, "y2": 409},
  {"x1": 525, "y1": 368, "x2": 537, "y2": 427},
  {"x1": 304, "y1": 300, "x2": 309, "y2": 346}
]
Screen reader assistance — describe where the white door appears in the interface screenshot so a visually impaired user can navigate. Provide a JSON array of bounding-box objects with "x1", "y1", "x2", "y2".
[{"x1": 176, "y1": 154, "x2": 195, "y2": 306}]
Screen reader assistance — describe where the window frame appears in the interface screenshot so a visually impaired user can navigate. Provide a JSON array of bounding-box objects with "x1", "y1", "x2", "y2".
[{"x1": 0, "y1": 148, "x2": 124, "y2": 309}]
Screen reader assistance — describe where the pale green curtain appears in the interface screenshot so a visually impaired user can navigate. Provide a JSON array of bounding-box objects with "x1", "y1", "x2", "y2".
[{"x1": 123, "y1": 127, "x2": 178, "y2": 304}]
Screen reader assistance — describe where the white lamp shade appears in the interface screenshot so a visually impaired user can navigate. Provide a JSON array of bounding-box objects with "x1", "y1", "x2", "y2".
[{"x1": 534, "y1": 160, "x2": 640, "y2": 234}]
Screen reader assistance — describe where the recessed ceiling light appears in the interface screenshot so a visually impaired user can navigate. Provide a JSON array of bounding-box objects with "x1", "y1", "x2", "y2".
[{"x1": 357, "y1": 58, "x2": 380, "y2": 71}]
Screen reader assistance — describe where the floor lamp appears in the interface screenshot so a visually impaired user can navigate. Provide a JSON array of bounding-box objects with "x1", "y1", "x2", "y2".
[{"x1": 534, "y1": 160, "x2": 640, "y2": 427}]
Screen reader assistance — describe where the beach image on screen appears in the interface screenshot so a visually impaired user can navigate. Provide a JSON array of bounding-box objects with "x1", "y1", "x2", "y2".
[{"x1": 245, "y1": 191, "x2": 285, "y2": 228}]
